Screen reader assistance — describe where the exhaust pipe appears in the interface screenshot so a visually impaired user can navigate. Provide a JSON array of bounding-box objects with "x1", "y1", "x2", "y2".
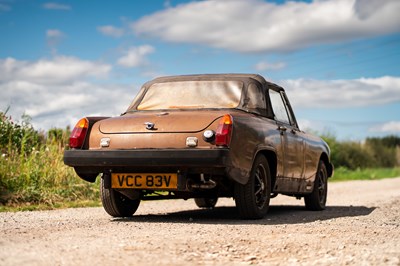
[
  {"x1": 189, "y1": 180, "x2": 217, "y2": 189},
  {"x1": 187, "y1": 174, "x2": 217, "y2": 190}
]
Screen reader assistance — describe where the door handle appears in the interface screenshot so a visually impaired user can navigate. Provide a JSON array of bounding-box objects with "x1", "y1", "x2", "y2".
[{"x1": 278, "y1": 126, "x2": 287, "y2": 135}]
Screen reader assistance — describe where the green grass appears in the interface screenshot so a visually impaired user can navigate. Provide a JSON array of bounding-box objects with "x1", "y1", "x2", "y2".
[
  {"x1": 0, "y1": 141, "x2": 101, "y2": 212},
  {"x1": 330, "y1": 167, "x2": 400, "y2": 182}
]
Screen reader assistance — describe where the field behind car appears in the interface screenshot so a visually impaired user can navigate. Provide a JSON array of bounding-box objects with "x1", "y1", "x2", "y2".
[{"x1": 1, "y1": 112, "x2": 400, "y2": 211}]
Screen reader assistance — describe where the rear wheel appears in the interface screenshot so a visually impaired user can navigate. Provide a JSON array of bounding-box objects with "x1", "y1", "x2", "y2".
[
  {"x1": 194, "y1": 197, "x2": 218, "y2": 208},
  {"x1": 304, "y1": 160, "x2": 328, "y2": 211},
  {"x1": 234, "y1": 155, "x2": 271, "y2": 219},
  {"x1": 100, "y1": 177, "x2": 141, "y2": 217}
]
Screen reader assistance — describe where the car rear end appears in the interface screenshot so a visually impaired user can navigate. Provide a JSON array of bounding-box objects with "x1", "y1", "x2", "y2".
[
  {"x1": 65, "y1": 110, "x2": 234, "y2": 190},
  {"x1": 64, "y1": 77, "x2": 248, "y2": 201}
]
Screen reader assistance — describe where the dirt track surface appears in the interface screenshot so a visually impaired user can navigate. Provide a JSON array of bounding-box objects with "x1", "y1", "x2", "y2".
[{"x1": 1, "y1": 178, "x2": 400, "y2": 266}]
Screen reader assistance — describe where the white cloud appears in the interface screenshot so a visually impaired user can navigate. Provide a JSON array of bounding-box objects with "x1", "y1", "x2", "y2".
[
  {"x1": 117, "y1": 45, "x2": 155, "y2": 68},
  {"x1": 131, "y1": 0, "x2": 400, "y2": 53},
  {"x1": 370, "y1": 121, "x2": 400, "y2": 133},
  {"x1": 281, "y1": 76, "x2": 400, "y2": 109},
  {"x1": 46, "y1": 29, "x2": 63, "y2": 38},
  {"x1": 1, "y1": 81, "x2": 134, "y2": 130},
  {"x1": 0, "y1": 56, "x2": 127, "y2": 130},
  {"x1": 46, "y1": 29, "x2": 65, "y2": 53},
  {"x1": 0, "y1": 56, "x2": 111, "y2": 84},
  {"x1": 97, "y1": 25, "x2": 124, "y2": 38},
  {"x1": 255, "y1": 61, "x2": 286, "y2": 71},
  {"x1": 43, "y1": 2, "x2": 71, "y2": 10}
]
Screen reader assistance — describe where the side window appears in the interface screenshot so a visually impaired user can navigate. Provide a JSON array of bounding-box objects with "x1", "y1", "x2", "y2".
[
  {"x1": 243, "y1": 83, "x2": 267, "y2": 116},
  {"x1": 269, "y1": 90, "x2": 290, "y2": 124}
]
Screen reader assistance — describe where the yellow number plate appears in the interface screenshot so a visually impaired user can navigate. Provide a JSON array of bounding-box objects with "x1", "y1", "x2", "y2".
[{"x1": 111, "y1": 173, "x2": 178, "y2": 189}]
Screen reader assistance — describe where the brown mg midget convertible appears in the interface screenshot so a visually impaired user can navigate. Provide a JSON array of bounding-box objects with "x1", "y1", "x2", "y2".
[{"x1": 64, "y1": 74, "x2": 333, "y2": 219}]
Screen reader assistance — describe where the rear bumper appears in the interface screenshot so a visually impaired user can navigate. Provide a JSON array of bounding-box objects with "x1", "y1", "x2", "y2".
[{"x1": 63, "y1": 148, "x2": 230, "y2": 169}]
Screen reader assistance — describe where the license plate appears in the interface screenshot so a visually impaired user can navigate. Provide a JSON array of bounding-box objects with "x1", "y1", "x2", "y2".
[{"x1": 111, "y1": 173, "x2": 178, "y2": 189}]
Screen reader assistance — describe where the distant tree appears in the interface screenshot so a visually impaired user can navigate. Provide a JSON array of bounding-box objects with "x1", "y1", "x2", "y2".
[
  {"x1": 366, "y1": 135, "x2": 400, "y2": 148},
  {"x1": 365, "y1": 136, "x2": 398, "y2": 168},
  {"x1": 320, "y1": 132, "x2": 393, "y2": 170},
  {"x1": 334, "y1": 141, "x2": 376, "y2": 170}
]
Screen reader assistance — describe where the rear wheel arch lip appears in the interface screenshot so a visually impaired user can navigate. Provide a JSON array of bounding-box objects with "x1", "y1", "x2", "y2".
[{"x1": 228, "y1": 147, "x2": 277, "y2": 186}]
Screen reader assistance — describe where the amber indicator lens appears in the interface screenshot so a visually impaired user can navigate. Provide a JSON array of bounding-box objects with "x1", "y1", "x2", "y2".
[
  {"x1": 69, "y1": 118, "x2": 89, "y2": 149},
  {"x1": 215, "y1": 114, "x2": 233, "y2": 146}
]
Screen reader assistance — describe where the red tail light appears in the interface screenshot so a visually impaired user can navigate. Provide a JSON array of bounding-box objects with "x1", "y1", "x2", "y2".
[
  {"x1": 69, "y1": 118, "x2": 89, "y2": 149},
  {"x1": 215, "y1": 114, "x2": 233, "y2": 147}
]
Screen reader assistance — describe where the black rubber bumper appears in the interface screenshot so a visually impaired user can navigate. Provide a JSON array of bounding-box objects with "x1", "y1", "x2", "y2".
[{"x1": 63, "y1": 148, "x2": 230, "y2": 168}]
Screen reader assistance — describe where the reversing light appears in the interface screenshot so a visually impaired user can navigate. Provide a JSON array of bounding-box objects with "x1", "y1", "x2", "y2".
[
  {"x1": 203, "y1": 130, "x2": 215, "y2": 142},
  {"x1": 215, "y1": 114, "x2": 233, "y2": 147},
  {"x1": 69, "y1": 118, "x2": 89, "y2": 149}
]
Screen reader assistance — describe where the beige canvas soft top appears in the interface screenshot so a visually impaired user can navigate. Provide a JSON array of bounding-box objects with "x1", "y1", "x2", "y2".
[
  {"x1": 126, "y1": 74, "x2": 283, "y2": 116},
  {"x1": 137, "y1": 80, "x2": 243, "y2": 110}
]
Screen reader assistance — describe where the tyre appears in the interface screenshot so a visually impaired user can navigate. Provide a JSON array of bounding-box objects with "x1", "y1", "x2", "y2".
[
  {"x1": 304, "y1": 160, "x2": 328, "y2": 211},
  {"x1": 234, "y1": 155, "x2": 271, "y2": 219},
  {"x1": 100, "y1": 177, "x2": 141, "y2": 217},
  {"x1": 194, "y1": 197, "x2": 218, "y2": 208}
]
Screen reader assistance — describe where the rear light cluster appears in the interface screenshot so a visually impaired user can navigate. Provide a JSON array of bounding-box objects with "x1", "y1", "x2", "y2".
[
  {"x1": 69, "y1": 118, "x2": 89, "y2": 149},
  {"x1": 215, "y1": 114, "x2": 233, "y2": 147}
]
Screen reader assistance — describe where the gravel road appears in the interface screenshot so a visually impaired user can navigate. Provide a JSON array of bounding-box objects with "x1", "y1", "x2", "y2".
[{"x1": 1, "y1": 177, "x2": 400, "y2": 266}]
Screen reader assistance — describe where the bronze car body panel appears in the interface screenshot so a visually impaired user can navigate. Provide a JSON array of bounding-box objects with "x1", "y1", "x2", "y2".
[
  {"x1": 98, "y1": 111, "x2": 222, "y2": 134},
  {"x1": 89, "y1": 110, "x2": 226, "y2": 150}
]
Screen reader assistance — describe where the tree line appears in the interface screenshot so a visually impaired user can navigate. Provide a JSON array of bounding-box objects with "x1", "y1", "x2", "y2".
[{"x1": 322, "y1": 134, "x2": 400, "y2": 170}]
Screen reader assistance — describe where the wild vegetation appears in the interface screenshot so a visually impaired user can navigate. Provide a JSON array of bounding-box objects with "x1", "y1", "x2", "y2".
[
  {"x1": 0, "y1": 110, "x2": 399, "y2": 211},
  {"x1": 322, "y1": 133, "x2": 400, "y2": 180},
  {"x1": 322, "y1": 133, "x2": 400, "y2": 170},
  {"x1": 0, "y1": 111, "x2": 99, "y2": 211}
]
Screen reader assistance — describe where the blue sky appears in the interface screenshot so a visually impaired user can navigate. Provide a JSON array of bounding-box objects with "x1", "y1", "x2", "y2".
[{"x1": 1, "y1": 0, "x2": 400, "y2": 140}]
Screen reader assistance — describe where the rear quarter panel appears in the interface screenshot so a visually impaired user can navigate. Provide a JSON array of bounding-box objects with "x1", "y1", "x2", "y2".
[{"x1": 228, "y1": 111, "x2": 281, "y2": 184}]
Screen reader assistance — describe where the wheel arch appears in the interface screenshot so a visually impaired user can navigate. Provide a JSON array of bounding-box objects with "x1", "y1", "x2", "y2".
[
  {"x1": 320, "y1": 152, "x2": 333, "y2": 177},
  {"x1": 256, "y1": 149, "x2": 277, "y2": 189}
]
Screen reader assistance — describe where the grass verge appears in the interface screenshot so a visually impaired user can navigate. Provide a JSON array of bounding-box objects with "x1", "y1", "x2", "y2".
[
  {"x1": 330, "y1": 167, "x2": 400, "y2": 182},
  {"x1": 0, "y1": 141, "x2": 101, "y2": 212}
]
